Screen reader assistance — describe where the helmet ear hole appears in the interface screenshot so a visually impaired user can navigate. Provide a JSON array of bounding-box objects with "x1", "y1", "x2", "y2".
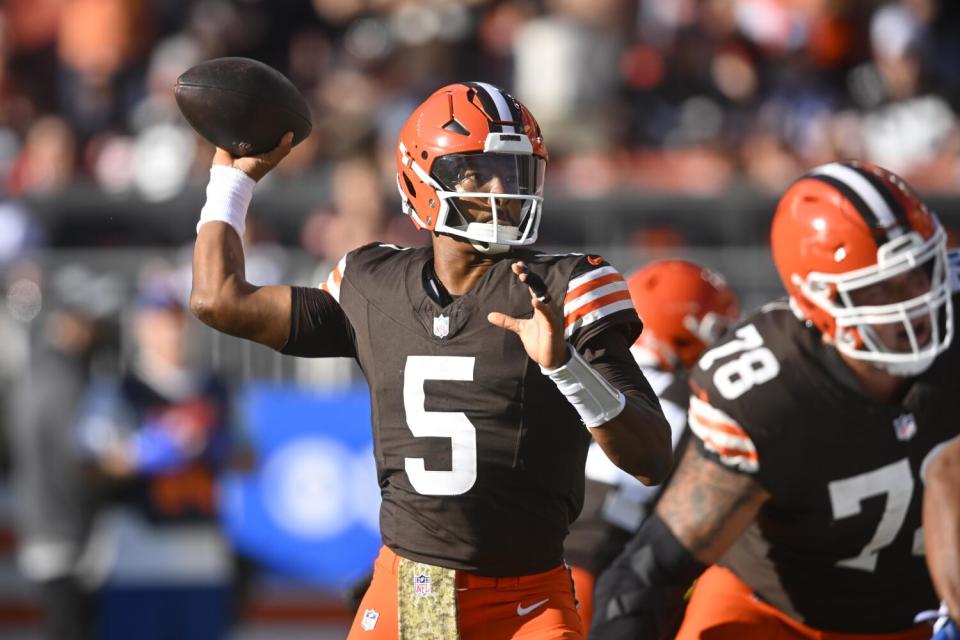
[{"x1": 402, "y1": 172, "x2": 417, "y2": 198}]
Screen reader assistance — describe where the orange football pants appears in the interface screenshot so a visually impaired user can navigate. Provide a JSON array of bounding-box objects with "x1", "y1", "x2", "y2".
[
  {"x1": 677, "y1": 565, "x2": 931, "y2": 640},
  {"x1": 347, "y1": 546, "x2": 584, "y2": 640},
  {"x1": 568, "y1": 564, "x2": 595, "y2": 634}
]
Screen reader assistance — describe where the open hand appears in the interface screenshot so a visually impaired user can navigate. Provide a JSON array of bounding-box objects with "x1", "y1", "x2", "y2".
[
  {"x1": 488, "y1": 261, "x2": 571, "y2": 370},
  {"x1": 213, "y1": 131, "x2": 294, "y2": 182}
]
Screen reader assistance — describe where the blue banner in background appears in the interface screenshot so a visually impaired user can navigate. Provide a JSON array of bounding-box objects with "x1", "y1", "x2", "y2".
[{"x1": 219, "y1": 384, "x2": 381, "y2": 589}]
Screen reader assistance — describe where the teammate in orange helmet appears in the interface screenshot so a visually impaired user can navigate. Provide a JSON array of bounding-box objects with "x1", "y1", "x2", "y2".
[
  {"x1": 190, "y1": 82, "x2": 672, "y2": 639},
  {"x1": 564, "y1": 259, "x2": 740, "y2": 630},
  {"x1": 592, "y1": 161, "x2": 959, "y2": 640}
]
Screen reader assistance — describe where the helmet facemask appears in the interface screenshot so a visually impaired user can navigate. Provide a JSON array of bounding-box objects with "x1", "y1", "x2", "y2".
[
  {"x1": 795, "y1": 225, "x2": 953, "y2": 377},
  {"x1": 400, "y1": 134, "x2": 546, "y2": 254}
]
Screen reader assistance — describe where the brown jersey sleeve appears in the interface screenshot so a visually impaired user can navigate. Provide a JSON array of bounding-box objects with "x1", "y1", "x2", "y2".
[{"x1": 279, "y1": 286, "x2": 357, "y2": 358}]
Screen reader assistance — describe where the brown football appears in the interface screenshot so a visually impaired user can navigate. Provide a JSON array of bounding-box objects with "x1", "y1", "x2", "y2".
[{"x1": 175, "y1": 57, "x2": 312, "y2": 157}]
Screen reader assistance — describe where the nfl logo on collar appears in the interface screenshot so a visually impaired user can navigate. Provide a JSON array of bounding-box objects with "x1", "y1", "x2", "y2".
[
  {"x1": 893, "y1": 413, "x2": 917, "y2": 442},
  {"x1": 433, "y1": 314, "x2": 450, "y2": 338},
  {"x1": 414, "y1": 573, "x2": 432, "y2": 597}
]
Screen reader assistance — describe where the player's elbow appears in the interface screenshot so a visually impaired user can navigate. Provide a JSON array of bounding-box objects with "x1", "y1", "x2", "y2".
[
  {"x1": 600, "y1": 411, "x2": 673, "y2": 484},
  {"x1": 648, "y1": 444, "x2": 674, "y2": 485},
  {"x1": 629, "y1": 414, "x2": 673, "y2": 485},
  {"x1": 189, "y1": 286, "x2": 226, "y2": 329},
  {"x1": 637, "y1": 442, "x2": 673, "y2": 486}
]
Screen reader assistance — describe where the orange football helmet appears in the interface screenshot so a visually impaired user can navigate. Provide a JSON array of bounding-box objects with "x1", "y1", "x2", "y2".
[
  {"x1": 771, "y1": 161, "x2": 953, "y2": 376},
  {"x1": 627, "y1": 259, "x2": 740, "y2": 370},
  {"x1": 396, "y1": 82, "x2": 548, "y2": 253}
]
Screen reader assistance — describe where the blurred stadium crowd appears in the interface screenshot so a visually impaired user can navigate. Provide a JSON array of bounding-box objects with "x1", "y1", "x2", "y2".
[{"x1": 4, "y1": 0, "x2": 960, "y2": 205}]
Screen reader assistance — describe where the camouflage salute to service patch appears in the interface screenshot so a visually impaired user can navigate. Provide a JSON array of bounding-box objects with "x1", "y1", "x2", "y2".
[{"x1": 397, "y1": 558, "x2": 459, "y2": 639}]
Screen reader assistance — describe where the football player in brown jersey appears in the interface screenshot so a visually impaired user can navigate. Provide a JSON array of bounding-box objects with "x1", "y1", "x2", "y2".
[
  {"x1": 591, "y1": 161, "x2": 959, "y2": 640},
  {"x1": 563, "y1": 259, "x2": 739, "y2": 629},
  {"x1": 923, "y1": 435, "x2": 960, "y2": 636},
  {"x1": 189, "y1": 82, "x2": 672, "y2": 639}
]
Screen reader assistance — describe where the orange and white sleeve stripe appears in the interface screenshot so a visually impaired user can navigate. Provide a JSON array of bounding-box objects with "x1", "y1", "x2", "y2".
[
  {"x1": 688, "y1": 395, "x2": 759, "y2": 473},
  {"x1": 318, "y1": 254, "x2": 347, "y2": 303},
  {"x1": 563, "y1": 266, "x2": 635, "y2": 339}
]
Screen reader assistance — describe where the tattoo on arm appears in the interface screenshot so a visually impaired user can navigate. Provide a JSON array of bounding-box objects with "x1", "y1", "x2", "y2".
[{"x1": 656, "y1": 444, "x2": 769, "y2": 564}]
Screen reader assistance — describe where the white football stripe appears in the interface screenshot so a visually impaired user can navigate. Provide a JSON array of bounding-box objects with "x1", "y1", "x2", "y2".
[
  {"x1": 318, "y1": 254, "x2": 347, "y2": 303},
  {"x1": 812, "y1": 163, "x2": 901, "y2": 237},
  {"x1": 689, "y1": 395, "x2": 745, "y2": 430},
  {"x1": 688, "y1": 410, "x2": 756, "y2": 453},
  {"x1": 324, "y1": 274, "x2": 340, "y2": 302},
  {"x1": 563, "y1": 299, "x2": 636, "y2": 338},
  {"x1": 564, "y1": 281, "x2": 629, "y2": 316},
  {"x1": 701, "y1": 448, "x2": 758, "y2": 473},
  {"x1": 474, "y1": 82, "x2": 515, "y2": 133},
  {"x1": 567, "y1": 266, "x2": 619, "y2": 292}
]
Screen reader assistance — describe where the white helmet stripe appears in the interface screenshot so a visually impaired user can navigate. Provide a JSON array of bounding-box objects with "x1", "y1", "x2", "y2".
[
  {"x1": 812, "y1": 163, "x2": 902, "y2": 238},
  {"x1": 473, "y1": 82, "x2": 516, "y2": 133}
]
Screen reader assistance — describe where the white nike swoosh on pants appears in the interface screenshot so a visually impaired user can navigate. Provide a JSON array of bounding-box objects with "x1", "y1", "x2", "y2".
[{"x1": 516, "y1": 598, "x2": 550, "y2": 616}]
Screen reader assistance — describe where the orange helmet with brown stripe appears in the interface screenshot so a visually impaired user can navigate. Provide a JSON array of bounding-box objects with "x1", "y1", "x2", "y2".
[
  {"x1": 771, "y1": 161, "x2": 953, "y2": 376},
  {"x1": 627, "y1": 260, "x2": 740, "y2": 370},
  {"x1": 396, "y1": 82, "x2": 548, "y2": 254}
]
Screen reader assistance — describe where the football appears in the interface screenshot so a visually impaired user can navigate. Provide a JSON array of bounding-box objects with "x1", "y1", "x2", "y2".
[{"x1": 174, "y1": 57, "x2": 312, "y2": 157}]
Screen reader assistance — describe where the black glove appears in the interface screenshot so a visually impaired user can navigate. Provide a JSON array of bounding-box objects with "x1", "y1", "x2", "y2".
[{"x1": 590, "y1": 514, "x2": 705, "y2": 640}]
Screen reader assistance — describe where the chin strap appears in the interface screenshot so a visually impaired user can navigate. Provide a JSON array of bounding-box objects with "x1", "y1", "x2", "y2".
[
  {"x1": 464, "y1": 221, "x2": 519, "y2": 254},
  {"x1": 470, "y1": 240, "x2": 511, "y2": 254}
]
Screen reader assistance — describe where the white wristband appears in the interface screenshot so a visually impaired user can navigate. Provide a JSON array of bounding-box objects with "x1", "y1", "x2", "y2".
[
  {"x1": 542, "y1": 345, "x2": 626, "y2": 428},
  {"x1": 197, "y1": 165, "x2": 256, "y2": 239}
]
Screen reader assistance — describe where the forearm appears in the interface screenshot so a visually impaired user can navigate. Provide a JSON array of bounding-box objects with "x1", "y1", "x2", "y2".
[
  {"x1": 192, "y1": 224, "x2": 253, "y2": 324},
  {"x1": 592, "y1": 397, "x2": 672, "y2": 485},
  {"x1": 192, "y1": 223, "x2": 290, "y2": 346},
  {"x1": 591, "y1": 445, "x2": 765, "y2": 639},
  {"x1": 924, "y1": 440, "x2": 960, "y2": 617},
  {"x1": 190, "y1": 166, "x2": 291, "y2": 349},
  {"x1": 656, "y1": 444, "x2": 769, "y2": 563},
  {"x1": 571, "y1": 332, "x2": 673, "y2": 483}
]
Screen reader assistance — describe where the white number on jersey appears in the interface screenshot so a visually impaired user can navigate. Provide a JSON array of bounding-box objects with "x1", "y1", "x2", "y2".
[
  {"x1": 699, "y1": 324, "x2": 781, "y2": 400},
  {"x1": 828, "y1": 458, "x2": 914, "y2": 572},
  {"x1": 403, "y1": 356, "x2": 478, "y2": 496}
]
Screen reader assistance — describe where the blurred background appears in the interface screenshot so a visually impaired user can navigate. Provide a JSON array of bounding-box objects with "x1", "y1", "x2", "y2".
[{"x1": 1, "y1": 0, "x2": 960, "y2": 638}]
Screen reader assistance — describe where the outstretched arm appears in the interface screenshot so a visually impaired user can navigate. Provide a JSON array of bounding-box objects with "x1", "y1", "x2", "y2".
[
  {"x1": 655, "y1": 444, "x2": 768, "y2": 560},
  {"x1": 190, "y1": 138, "x2": 294, "y2": 349},
  {"x1": 583, "y1": 337, "x2": 673, "y2": 485},
  {"x1": 488, "y1": 261, "x2": 672, "y2": 484},
  {"x1": 924, "y1": 436, "x2": 960, "y2": 620},
  {"x1": 590, "y1": 444, "x2": 768, "y2": 639}
]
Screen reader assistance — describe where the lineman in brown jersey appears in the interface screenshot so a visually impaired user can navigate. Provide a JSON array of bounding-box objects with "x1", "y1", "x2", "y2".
[
  {"x1": 591, "y1": 161, "x2": 960, "y2": 640},
  {"x1": 189, "y1": 82, "x2": 671, "y2": 640}
]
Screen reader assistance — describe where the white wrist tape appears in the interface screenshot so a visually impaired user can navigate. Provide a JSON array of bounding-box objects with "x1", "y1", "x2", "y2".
[
  {"x1": 542, "y1": 345, "x2": 626, "y2": 428},
  {"x1": 197, "y1": 165, "x2": 256, "y2": 238}
]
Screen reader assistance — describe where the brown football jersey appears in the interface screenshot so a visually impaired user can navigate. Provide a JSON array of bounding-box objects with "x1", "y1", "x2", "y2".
[
  {"x1": 688, "y1": 298, "x2": 960, "y2": 633},
  {"x1": 318, "y1": 243, "x2": 648, "y2": 576}
]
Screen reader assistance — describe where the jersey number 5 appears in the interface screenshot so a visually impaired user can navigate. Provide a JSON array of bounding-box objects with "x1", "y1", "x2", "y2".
[{"x1": 403, "y1": 356, "x2": 478, "y2": 496}]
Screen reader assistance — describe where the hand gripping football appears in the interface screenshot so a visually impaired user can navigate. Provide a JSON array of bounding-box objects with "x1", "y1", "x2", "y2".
[{"x1": 175, "y1": 57, "x2": 312, "y2": 157}]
